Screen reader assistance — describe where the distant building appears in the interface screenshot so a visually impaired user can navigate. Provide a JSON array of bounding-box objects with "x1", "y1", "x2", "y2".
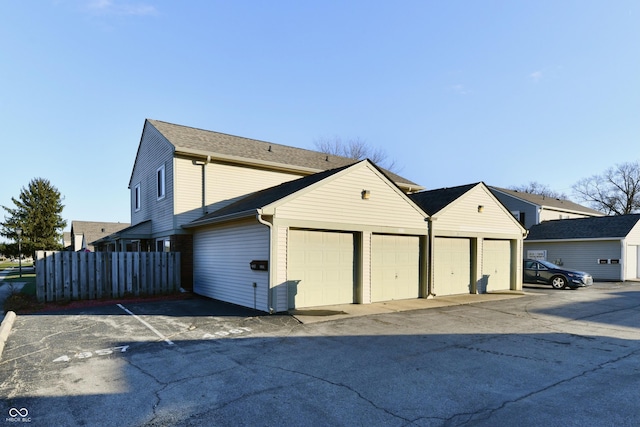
[{"x1": 69, "y1": 221, "x2": 130, "y2": 252}]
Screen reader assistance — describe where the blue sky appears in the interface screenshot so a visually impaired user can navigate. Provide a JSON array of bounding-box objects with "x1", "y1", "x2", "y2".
[{"x1": 1, "y1": 0, "x2": 638, "y2": 234}]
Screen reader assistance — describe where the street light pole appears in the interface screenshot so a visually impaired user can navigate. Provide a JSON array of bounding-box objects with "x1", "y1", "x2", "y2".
[{"x1": 16, "y1": 227, "x2": 22, "y2": 278}]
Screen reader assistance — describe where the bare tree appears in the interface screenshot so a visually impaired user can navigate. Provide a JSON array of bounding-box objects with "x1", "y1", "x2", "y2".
[
  {"x1": 509, "y1": 181, "x2": 568, "y2": 199},
  {"x1": 314, "y1": 136, "x2": 400, "y2": 173},
  {"x1": 572, "y1": 161, "x2": 640, "y2": 215}
]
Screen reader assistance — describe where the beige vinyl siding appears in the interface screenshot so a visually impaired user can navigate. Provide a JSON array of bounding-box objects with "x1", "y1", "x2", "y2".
[
  {"x1": 275, "y1": 164, "x2": 426, "y2": 230},
  {"x1": 174, "y1": 157, "x2": 205, "y2": 227},
  {"x1": 540, "y1": 209, "x2": 593, "y2": 222},
  {"x1": 193, "y1": 220, "x2": 270, "y2": 311},
  {"x1": 205, "y1": 162, "x2": 303, "y2": 213},
  {"x1": 435, "y1": 186, "x2": 523, "y2": 237},
  {"x1": 130, "y1": 122, "x2": 175, "y2": 235},
  {"x1": 524, "y1": 240, "x2": 623, "y2": 281}
]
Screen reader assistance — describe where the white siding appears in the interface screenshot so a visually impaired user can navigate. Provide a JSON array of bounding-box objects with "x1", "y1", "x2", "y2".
[
  {"x1": 524, "y1": 240, "x2": 623, "y2": 281},
  {"x1": 205, "y1": 163, "x2": 303, "y2": 213},
  {"x1": 435, "y1": 185, "x2": 523, "y2": 237},
  {"x1": 626, "y1": 245, "x2": 639, "y2": 280},
  {"x1": 276, "y1": 164, "x2": 426, "y2": 230},
  {"x1": 130, "y1": 122, "x2": 175, "y2": 235},
  {"x1": 193, "y1": 220, "x2": 270, "y2": 311}
]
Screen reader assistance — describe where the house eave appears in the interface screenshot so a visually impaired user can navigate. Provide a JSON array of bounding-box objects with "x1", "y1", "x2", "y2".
[{"x1": 182, "y1": 209, "x2": 257, "y2": 229}]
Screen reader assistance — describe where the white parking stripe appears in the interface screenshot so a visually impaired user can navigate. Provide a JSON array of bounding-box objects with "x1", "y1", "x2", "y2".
[{"x1": 117, "y1": 304, "x2": 175, "y2": 345}]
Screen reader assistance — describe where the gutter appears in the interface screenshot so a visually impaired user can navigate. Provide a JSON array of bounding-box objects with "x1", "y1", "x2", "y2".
[{"x1": 181, "y1": 210, "x2": 256, "y2": 229}]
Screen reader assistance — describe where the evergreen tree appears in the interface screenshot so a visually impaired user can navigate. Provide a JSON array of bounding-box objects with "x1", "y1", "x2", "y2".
[{"x1": 1, "y1": 178, "x2": 67, "y2": 254}]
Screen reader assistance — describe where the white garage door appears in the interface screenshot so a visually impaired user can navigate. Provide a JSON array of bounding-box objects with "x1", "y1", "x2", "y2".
[
  {"x1": 434, "y1": 237, "x2": 471, "y2": 295},
  {"x1": 287, "y1": 230, "x2": 355, "y2": 309},
  {"x1": 482, "y1": 240, "x2": 512, "y2": 292},
  {"x1": 371, "y1": 234, "x2": 420, "y2": 302}
]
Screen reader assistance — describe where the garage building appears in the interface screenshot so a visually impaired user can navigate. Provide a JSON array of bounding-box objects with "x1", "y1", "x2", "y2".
[
  {"x1": 525, "y1": 214, "x2": 640, "y2": 281},
  {"x1": 184, "y1": 160, "x2": 430, "y2": 312},
  {"x1": 410, "y1": 183, "x2": 527, "y2": 296}
]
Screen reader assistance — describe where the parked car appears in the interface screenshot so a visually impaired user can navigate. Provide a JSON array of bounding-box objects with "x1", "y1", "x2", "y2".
[{"x1": 523, "y1": 259, "x2": 593, "y2": 289}]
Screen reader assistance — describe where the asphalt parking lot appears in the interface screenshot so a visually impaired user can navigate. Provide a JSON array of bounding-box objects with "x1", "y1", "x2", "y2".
[{"x1": 1, "y1": 282, "x2": 639, "y2": 426}]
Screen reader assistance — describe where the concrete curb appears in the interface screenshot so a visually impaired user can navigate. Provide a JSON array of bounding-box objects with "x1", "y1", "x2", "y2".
[{"x1": 0, "y1": 311, "x2": 16, "y2": 359}]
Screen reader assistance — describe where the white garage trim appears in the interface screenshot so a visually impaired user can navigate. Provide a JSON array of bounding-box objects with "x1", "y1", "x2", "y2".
[
  {"x1": 371, "y1": 234, "x2": 420, "y2": 302},
  {"x1": 287, "y1": 229, "x2": 355, "y2": 308}
]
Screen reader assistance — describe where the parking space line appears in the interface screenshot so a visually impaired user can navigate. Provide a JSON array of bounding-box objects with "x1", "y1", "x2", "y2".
[{"x1": 117, "y1": 304, "x2": 175, "y2": 345}]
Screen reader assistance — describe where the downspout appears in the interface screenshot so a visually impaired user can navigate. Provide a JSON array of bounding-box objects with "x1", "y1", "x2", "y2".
[
  {"x1": 427, "y1": 217, "x2": 436, "y2": 297},
  {"x1": 256, "y1": 211, "x2": 275, "y2": 313},
  {"x1": 193, "y1": 155, "x2": 211, "y2": 215}
]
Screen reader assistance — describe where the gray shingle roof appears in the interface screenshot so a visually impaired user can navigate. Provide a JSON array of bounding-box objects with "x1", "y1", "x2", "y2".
[
  {"x1": 409, "y1": 183, "x2": 479, "y2": 215},
  {"x1": 147, "y1": 119, "x2": 421, "y2": 189},
  {"x1": 490, "y1": 187, "x2": 603, "y2": 216},
  {"x1": 526, "y1": 214, "x2": 640, "y2": 240},
  {"x1": 70, "y1": 221, "x2": 131, "y2": 248}
]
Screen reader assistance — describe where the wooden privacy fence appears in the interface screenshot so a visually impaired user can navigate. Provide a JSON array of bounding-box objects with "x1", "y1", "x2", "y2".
[{"x1": 35, "y1": 251, "x2": 181, "y2": 303}]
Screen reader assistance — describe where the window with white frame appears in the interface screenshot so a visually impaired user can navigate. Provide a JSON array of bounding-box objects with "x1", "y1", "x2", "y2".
[
  {"x1": 134, "y1": 183, "x2": 141, "y2": 212},
  {"x1": 157, "y1": 165, "x2": 166, "y2": 200}
]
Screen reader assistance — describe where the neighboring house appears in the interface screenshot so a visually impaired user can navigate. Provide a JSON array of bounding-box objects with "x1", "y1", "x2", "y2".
[
  {"x1": 62, "y1": 232, "x2": 71, "y2": 250},
  {"x1": 410, "y1": 183, "x2": 527, "y2": 295},
  {"x1": 490, "y1": 187, "x2": 604, "y2": 229},
  {"x1": 94, "y1": 119, "x2": 424, "y2": 290},
  {"x1": 69, "y1": 221, "x2": 130, "y2": 252},
  {"x1": 184, "y1": 160, "x2": 430, "y2": 312},
  {"x1": 524, "y1": 214, "x2": 640, "y2": 281}
]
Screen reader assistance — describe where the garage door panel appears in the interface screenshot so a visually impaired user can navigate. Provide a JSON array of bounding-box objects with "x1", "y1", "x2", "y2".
[
  {"x1": 371, "y1": 234, "x2": 420, "y2": 302},
  {"x1": 483, "y1": 240, "x2": 511, "y2": 292},
  {"x1": 288, "y1": 230, "x2": 355, "y2": 309},
  {"x1": 434, "y1": 237, "x2": 471, "y2": 295}
]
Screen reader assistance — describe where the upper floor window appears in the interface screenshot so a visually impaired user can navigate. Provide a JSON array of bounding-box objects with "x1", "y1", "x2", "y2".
[
  {"x1": 157, "y1": 165, "x2": 166, "y2": 200},
  {"x1": 134, "y1": 183, "x2": 141, "y2": 211}
]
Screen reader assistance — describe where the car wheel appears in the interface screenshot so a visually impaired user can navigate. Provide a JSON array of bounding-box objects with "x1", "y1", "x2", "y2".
[{"x1": 551, "y1": 276, "x2": 567, "y2": 289}]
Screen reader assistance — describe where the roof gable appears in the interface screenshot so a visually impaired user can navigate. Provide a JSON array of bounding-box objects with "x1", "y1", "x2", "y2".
[
  {"x1": 409, "y1": 183, "x2": 479, "y2": 215},
  {"x1": 526, "y1": 214, "x2": 640, "y2": 240}
]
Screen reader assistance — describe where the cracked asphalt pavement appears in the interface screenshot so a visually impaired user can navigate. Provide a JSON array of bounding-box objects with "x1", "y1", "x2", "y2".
[{"x1": 1, "y1": 283, "x2": 639, "y2": 426}]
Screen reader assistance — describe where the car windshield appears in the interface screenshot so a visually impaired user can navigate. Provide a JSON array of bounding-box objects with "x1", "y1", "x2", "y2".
[{"x1": 537, "y1": 260, "x2": 560, "y2": 269}]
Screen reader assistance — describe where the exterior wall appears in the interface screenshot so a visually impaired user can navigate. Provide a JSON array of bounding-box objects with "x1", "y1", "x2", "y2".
[
  {"x1": 193, "y1": 219, "x2": 270, "y2": 311},
  {"x1": 173, "y1": 157, "x2": 205, "y2": 228},
  {"x1": 170, "y1": 233, "x2": 193, "y2": 290},
  {"x1": 130, "y1": 122, "x2": 175, "y2": 236},
  {"x1": 491, "y1": 192, "x2": 538, "y2": 229},
  {"x1": 434, "y1": 186, "x2": 524, "y2": 293},
  {"x1": 524, "y1": 240, "x2": 623, "y2": 281},
  {"x1": 173, "y1": 160, "x2": 304, "y2": 229},
  {"x1": 539, "y1": 209, "x2": 593, "y2": 223},
  {"x1": 435, "y1": 185, "x2": 525, "y2": 238},
  {"x1": 624, "y1": 222, "x2": 640, "y2": 280},
  {"x1": 274, "y1": 164, "x2": 427, "y2": 232}
]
